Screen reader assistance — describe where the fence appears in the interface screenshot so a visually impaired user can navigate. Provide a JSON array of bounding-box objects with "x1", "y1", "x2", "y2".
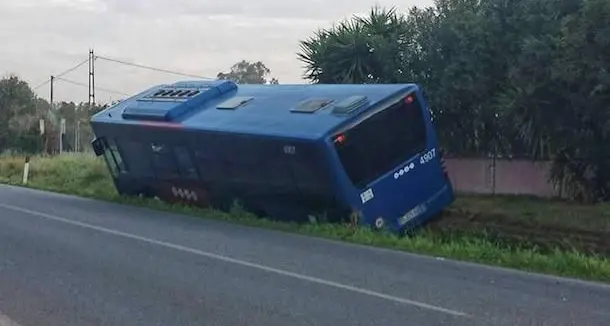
[
  {"x1": 0, "y1": 118, "x2": 95, "y2": 156},
  {"x1": 445, "y1": 157, "x2": 561, "y2": 197}
]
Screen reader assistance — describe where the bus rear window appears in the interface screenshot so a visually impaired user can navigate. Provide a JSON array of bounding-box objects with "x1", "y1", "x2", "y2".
[{"x1": 333, "y1": 93, "x2": 427, "y2": 188}]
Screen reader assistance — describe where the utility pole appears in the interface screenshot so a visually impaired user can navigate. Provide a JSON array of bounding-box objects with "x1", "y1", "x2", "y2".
[
  {"x1": 89, "y1": 48, "x2": 95, "y2": 106},
  {"x1": 80, "y1": 48, "x2": 96, "y2": 152},
  {"x1": 49, "y1": 75, "x2": 54, "y2": 154},
  {"x1": 50, "y1": 75, "x2": 54, "y2": 106}
]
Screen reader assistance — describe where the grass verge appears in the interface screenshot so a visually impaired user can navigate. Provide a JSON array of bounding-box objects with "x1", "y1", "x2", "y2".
[{"x1": 1, "y1": 152, "x2": 609, "y2": 283}]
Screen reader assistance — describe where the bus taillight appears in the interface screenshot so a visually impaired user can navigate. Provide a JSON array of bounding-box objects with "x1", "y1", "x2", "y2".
[{"x1": 334, "y1": 134, "x2": 346, "y2": 144}]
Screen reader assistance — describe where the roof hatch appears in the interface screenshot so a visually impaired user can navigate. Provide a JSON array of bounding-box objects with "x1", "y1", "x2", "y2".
[
  {"x1": 216, "y1": 96, "x2": 254, "y2": 110},
  {"x1": 332, "y1": 95, "x2": 368, "y2": 115},
  {"x1": 290, "y1": 98, "x2": 334, "y2": 113},
  {"x1": 121, "y1": 80, "x2": 238, "y2": 121}
]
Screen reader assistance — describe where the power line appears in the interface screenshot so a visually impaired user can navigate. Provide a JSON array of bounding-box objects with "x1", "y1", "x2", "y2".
[
  {"x1": 54, "y1": 58, "x2": 89, "y2": 79},
  {"x1": 34, "y1": 52, "x2": 215, "y2": 102},
  {"x1": 95, "y1": 55, "x2": 214, "y2": 80},
  {"x1": 32, "y1": 79, "x2": 51, "y2": 91},
  {"x1": 31, "y1": 58, "x2": 89, "y2": 92},
  {"x1": 55, "y1": 76, "x2": 130, "y2": 96}
]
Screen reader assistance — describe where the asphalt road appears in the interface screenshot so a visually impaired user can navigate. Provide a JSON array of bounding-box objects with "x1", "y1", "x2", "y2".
[{"x1": 0, "y1": 185, "x2": 609, "y2": 326}]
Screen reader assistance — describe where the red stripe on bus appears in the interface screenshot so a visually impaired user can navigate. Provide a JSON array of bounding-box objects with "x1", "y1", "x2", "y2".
[{"x1": 138, "y1": 121, "x2": 183, "y2": 128}]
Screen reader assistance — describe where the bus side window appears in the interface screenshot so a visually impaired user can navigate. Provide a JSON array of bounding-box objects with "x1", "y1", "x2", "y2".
[
  {"x1": 108, "y1": 139, "x2": 127, "y2": 173},
  {"x1": 174, "y1": 146, "x2": 198, "y2": 180},
  {"x1": 230, "y1": 137, "x2": 266, "y2": 187},
  {"x1": 291, "y1": 143, "x2": 333, "y2": 195},
  {"x1": 193, "y1": 133, "x2": 230, "y2": 183},
  {"x1": 102, "y1": 138, "x2": 127, "y2": 177},
  {"x1": 260, "y1": 139, "x2": 293, "y2": 191},
  {"x1": 120, "y1": 141, "x2": 154, "y2": 177},
  {"x1": 101, "y1": 140, "x2": 119, "y2": 177},
  {"x1": 150, "y1": 142, "x2": 179, "y2": 180}
]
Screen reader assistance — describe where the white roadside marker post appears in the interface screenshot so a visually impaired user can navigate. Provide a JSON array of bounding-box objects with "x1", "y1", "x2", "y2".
[{"x1": 22, "y1": 156, "x2": 30, "y2": 185}]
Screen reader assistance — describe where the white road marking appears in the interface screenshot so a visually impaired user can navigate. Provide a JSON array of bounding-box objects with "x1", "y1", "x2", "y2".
[
  {"x1": 0, "y1": 310, "x2": 21, "y2": 326},
  {"x1": 0, "y1": 203, "x2": 469, "y2": 317}
]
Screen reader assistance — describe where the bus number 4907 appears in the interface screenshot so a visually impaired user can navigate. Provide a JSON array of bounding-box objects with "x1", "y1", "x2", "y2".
[{"x1": 420, "y1": 148, "x2": 436, "y2": 165}]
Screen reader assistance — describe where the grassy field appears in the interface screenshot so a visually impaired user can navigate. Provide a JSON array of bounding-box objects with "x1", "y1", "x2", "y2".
[{"x1": 1, "y1": 152, "x2": 609, "y2": 283}]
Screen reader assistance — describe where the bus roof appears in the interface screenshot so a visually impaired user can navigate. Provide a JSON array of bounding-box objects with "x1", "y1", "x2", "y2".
[{"x1": 91, "y1": 80, "x2": 418, "y2": 140}]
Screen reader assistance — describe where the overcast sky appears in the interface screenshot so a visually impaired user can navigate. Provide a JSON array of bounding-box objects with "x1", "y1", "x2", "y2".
[{"x1": 0, "y1": 0, "x2": 433, "y2": 103}]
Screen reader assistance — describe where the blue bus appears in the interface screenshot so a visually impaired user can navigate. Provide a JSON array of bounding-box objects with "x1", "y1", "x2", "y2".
[{"x1": 90, "y1": 79, "x2": 454, "y2": 234}]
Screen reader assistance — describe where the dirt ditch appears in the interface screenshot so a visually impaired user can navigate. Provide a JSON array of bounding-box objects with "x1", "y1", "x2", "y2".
[{"x1": 427, "y1": 209, "x2": 610, "y2": 256}]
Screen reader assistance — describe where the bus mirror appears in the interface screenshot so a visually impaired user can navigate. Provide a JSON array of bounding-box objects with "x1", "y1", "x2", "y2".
[{"x1": 91, "y1": 137, "x2": 105, "y2": 157}]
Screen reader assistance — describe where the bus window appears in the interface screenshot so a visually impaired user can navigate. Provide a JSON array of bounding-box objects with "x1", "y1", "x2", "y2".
[
  {"x1": 101, "y1": 140, "x2": 119, "y2": 178},
  {"x1": 229, "y1": 137, "x2": 292, "y2": 188},
  {"x1": 291, "y1": 143, "x2": 333, "y2": 195},
  {"x1": 120, "y1": 141, "x2": 154, "y2": 177},
  {"x1": 174, "y1": 146, "x2": 198, "y2": 180},
  {"x1": 106, "y1": 138, "x2": 127, "y2": 174},
  {"x1": 193, "y1": 133, "x2": 232, "y2": 183},
  {"x1": 333, "y1": 92, "x2": 427, "y2": 188},
  {"x1": 150, "y1": 142, "x2": 179, "y2": 180}
]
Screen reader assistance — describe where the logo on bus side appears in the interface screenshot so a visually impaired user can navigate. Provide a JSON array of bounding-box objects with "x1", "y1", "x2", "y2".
[
  {"x1": 394, "y1": 162, "x2": 415, "y2": 179},
  {"x1": 171, "y1": 186, "x2": 198, "y2": 201}
]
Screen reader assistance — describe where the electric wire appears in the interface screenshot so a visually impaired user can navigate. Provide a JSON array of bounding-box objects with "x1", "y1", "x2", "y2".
[{"x1": 95, "y1": 55, "x2": 214, "y2": 80}]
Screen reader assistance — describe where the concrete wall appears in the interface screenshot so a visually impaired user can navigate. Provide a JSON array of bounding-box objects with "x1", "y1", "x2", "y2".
[{"x1": 444, "y1": 158, "x2": 560, "y2": 197}]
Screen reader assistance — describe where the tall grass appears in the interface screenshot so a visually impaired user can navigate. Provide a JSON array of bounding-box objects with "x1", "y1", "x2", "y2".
[
  {"x1": 1, "y1": 152, "x2": 609, "y2": 283},
  {"x1": 0, "y1": 152, "x2": 116, "y2": 198}
]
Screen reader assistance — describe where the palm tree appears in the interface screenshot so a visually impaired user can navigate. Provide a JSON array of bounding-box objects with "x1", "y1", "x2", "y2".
[{"x1": 297, "y1": 6, "x2": 408, "y2": 84}]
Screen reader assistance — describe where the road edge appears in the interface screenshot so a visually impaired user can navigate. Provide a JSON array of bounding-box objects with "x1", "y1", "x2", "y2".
[{"x1": 1, "y1": 182, "x2": 610, "y2": 287}]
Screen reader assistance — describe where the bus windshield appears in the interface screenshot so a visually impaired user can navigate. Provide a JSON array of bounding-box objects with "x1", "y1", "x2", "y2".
[{"x1": 332, "y1": 92, "x2": 428, "y2": 189}]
